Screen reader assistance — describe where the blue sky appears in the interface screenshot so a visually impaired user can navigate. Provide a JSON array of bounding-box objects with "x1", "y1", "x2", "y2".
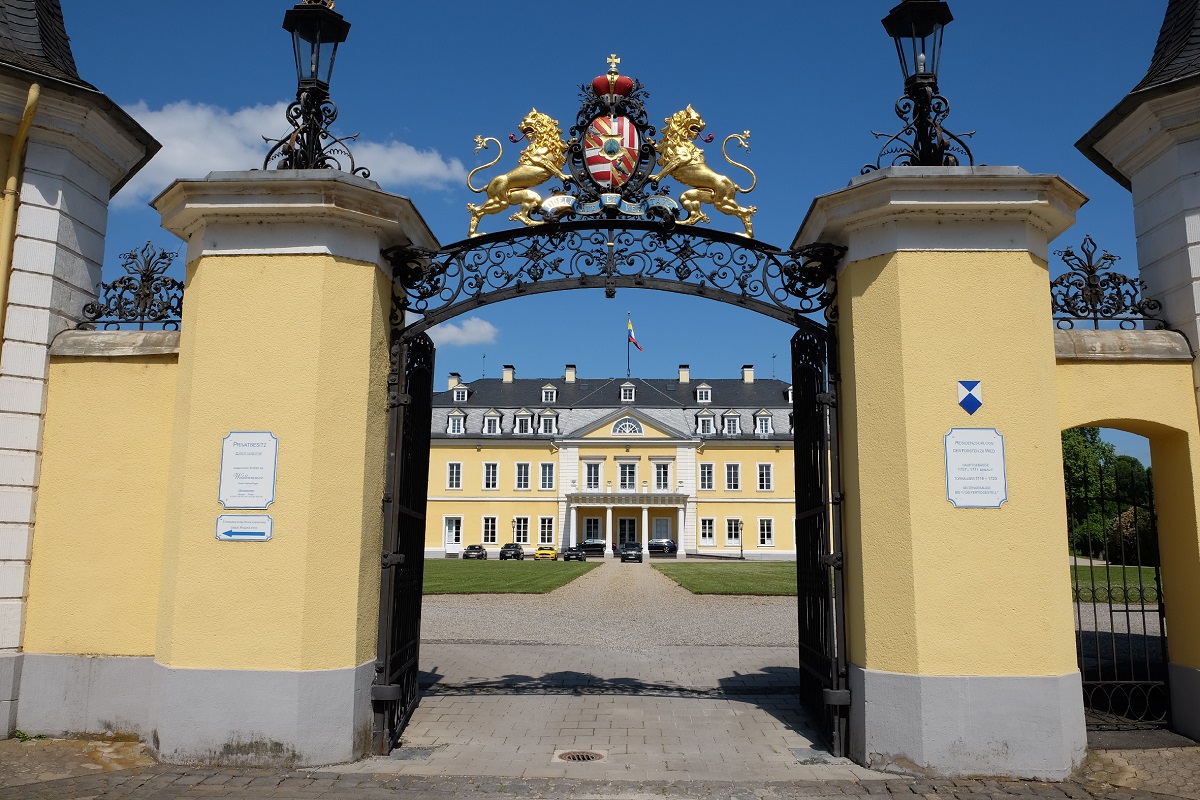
[{"x1": 58, "y1": 1, "x2": 1164, "y2": 462}]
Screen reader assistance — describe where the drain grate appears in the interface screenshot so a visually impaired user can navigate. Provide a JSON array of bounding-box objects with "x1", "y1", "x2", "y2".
[{"x1": 554, "y1": 749, "x2": 606, "y2": 763}]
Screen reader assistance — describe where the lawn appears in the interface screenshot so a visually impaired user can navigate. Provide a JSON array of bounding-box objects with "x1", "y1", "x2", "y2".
[
  {"x1": 423, "y1": 558, "x2": 600, "y2": 594},
  {"x1": 652, "y1": 562, "x2": 797, "y2": 595},
  {"x1": 1071, "y1": 565, "x2": 1160, "y2": 603}
]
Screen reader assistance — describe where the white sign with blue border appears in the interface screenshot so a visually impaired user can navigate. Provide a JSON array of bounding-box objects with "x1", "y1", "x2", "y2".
[
  {"x1": 219, "y1": 431, "x2": 278, "y2": 509},
  {"x1": 945, "y1": 428, "x2": 1007, "y2": 508},
  {"x1": 957, "y1": 381, "x2": 982, "y2": 415},
  {"x1": 216, "y1": 514, "x2": 273, "y2": 542}
]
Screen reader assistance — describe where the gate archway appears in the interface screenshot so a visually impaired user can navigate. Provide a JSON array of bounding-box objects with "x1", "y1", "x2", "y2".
[{"x1": 370, "y1": 58, "x2": 851, "y2": 759}]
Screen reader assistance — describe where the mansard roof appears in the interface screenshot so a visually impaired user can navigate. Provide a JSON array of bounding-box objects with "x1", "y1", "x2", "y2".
[
  {"x1": 1077, "y1": 0, "x2": 1200, "y2": 189},
  {"x1": 433, "y1": 376, "x2": 791, "y2": 410},
  {"x1": 0, "y1": 0, "x2": 91, "y2": 89}
]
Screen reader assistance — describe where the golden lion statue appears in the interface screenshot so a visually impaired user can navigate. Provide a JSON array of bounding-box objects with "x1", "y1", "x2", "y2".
[
  {"x1": 466, "y1": 109, "x2": 568, "y2": 238},
  {"x1": 650, "y1": 105, "x2": 757, "y2": 238}
]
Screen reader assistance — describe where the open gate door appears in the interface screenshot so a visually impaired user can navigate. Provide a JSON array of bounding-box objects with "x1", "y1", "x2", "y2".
[
  {"x1": 373, "y1": 332, "x2": 436, "y2": 753},
  {"x1": 792, "y1": 325, "x2": 849, "y2": 757}
]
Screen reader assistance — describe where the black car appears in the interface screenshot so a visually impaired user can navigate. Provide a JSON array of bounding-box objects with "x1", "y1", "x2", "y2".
[
  {"x1": 619, "y1": 542, "x2": 643, "y2": 562},
  {"x1": 647, "y1": 537, "x2": 678, "y2": 555},
  {"x1": 562, "y1": 546, "x2": 587, "y2": 562},
  {"x1": 499, "y1": 543, "x2": 525, "y2": 560},
  {"x1": 580, "y1": 538, "x2": 607, "y2": 556},
  {"x1": 462, "y1": 544, "x2": 488, "y2": 560}
]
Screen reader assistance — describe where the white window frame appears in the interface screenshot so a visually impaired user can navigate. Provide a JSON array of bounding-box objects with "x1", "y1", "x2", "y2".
[
  {"x1": 515, "y1": 415, "x2": 532, "y2": 434},
  {"x1": 619, "y1": 462, "x2": 637, "y2": 491},
  {"x1": 447, "y1": 415, "x2": 464, "y2": 435},
  {"x1": 584, "y1": 517, "x2": 601, "y2": 538},
  {"x1": 699, "y1": 463, "x2": 714, "y2": 491},
  {"x1": 653, "y1": 517, "x2": 671, "y2": 538},
  {"x1": 483, "y1": 462, "x2": 498, "y2": 491},
  {"x1": 697, "y1": 416, "x2": 714, "y2": 436},
  {"x1": 444, "y1": 516, "x2": 462, "y2": 546},
  {"x1": 758, "y1": 463, "x2": 773, "y2": 491},
  {"x1": 482, "y1": 516, "x2": 498, "y2": 544},
  {"x1": 621, "y1": 384, "x2": 635, "y2": 402},
  {"x1": 539, "y1": 516, "x2": 555, "y2": 545},
  {"x1": 540, "y1": 462, "x2": 555, "y2": 490},
  {"x1": 452, "y1": 388, "x2": 468, "y2": 402},
  {"x1": 613, "y1": 417, "x2": 643, "y2": 435},
  {"x1": 726, "y1": 518, "x2": 742, "y2": 546},
  {"x1": 515, "y1": 462, "x2": 531, "y2": 490},
  {"x1": 654, "y1": 462, "x2": 670, "y2": 491},
  {"x1": 618, "y1": 517, "x2": 638, "y2": 543},
  {"x1": 584, "y1": 462, "x2": 601, "y2": 491},
  {"x1": 758, "y1": 518, "x2": 774, "y2": 547},
  {"x1": 696, "y1": 387, "x2": 711, "y2": 403},
  {"x1": 539, "y1": 415, "x2": 557, "y2": 434},
  {"x1": 513, "y1": 516, "x2": 530, "y2": 544},
  {"x1": 755, "y1": 416, "x2": 772, "y2": 436},
  {"x1": 483, "y1": 415, "x2": 500, "y2": 435},
  {"x1": 723, "y1": 415, "x2": 741, "y2": 436},
  {"x1": 447, "y1": 462, "x2": 462, "y2": 490},
  {"x1": 726, "y1": 463, "x2": 741, "y2": 491},
  {"x1": 699, "y1": 518, "x2": 715, "y2": 546},
  {"x1": 542, "y1": 388, "x2": 557, "y2": 403}
]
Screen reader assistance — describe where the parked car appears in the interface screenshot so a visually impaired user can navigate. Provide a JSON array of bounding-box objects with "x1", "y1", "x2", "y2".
[
  {"x1": 499, "y1": 543, "x2": 525, "y2": 560},
  {"x1": 619, "y1": 541, "x2": 644, "y2": 563},
  {"x1": 462, "y1": 544, "x2": 488, "y2": 560},
  {"x1": 562, "y1": 546, "x2": 587, "y2": 562},
  {"x1": 533, "y1": 545, "x2": 558, "y2": 561},
  {"x1": 647, "y1": 537, "x2": 678, "y2": 555},
  {"x1": 580, "y1": 538, "x2": 607, "y2": 556}
]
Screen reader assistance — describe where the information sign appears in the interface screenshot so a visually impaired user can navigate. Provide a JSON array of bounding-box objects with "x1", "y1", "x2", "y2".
[
  {"x1": 944, "y1": 428, "x2": 1008, "y2": 508},
  {"x1": 218, "y1": 431, "x2": 278, "y2": 509},
  {"x1": 216, "y1": 514, "x2": 273, "y2": 542}
]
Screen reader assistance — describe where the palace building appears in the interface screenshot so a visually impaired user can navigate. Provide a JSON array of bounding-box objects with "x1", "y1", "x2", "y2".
[{"x1": 426, "y1": 364, "x2": 796, "y2": 558}]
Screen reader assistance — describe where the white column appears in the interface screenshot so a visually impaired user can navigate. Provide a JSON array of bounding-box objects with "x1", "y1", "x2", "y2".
[
  {"x1": 676, "y1": 506, "x2": 685, "y2": 559},
  {"x1": 569, "y1": 505, "x2": 577, "y2": 548},
  {"x1": 640, "y1": 505, "x2": 649, "y2": 549},
  {"x1": 605, "y1": 505, "x2": 613, "y2": 555}
]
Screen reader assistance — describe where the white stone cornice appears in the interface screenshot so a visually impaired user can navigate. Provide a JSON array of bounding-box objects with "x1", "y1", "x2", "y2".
[
  {"x1": 0, "y1": 78, "x2": 157, "y2": 195},
  {"x1": 1087, "y1": 84, "x2": 1200, "y2": 188},
  {"x1": 152, "y1": 171, "x2": 441, "y2": 272},
  {"x1": 794, "y1": 167, "x2": 1087, "y2": 265}
]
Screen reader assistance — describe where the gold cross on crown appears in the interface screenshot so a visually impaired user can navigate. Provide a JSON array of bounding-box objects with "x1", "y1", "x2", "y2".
[{"x1": 607, "y1": 54, "x2": 621, "y2": 72}]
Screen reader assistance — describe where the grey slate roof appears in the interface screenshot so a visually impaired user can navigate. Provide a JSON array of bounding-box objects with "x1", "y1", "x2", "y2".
[
  {"x1": 1077, "y1": 0, "x2": 1196, "y2": 189},
  {"x1": 0, "y1": 0, "x2": 92, "y2": 89}
]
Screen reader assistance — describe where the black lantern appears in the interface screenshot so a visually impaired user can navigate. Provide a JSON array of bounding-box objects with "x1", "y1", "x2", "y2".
[
  {"x1": 864, "y1": 0, "x2": 973, "y2": 172},
  {"x1": 263, "y1": 0, "x2": 368, "y2": 176},
  {"x1": 283, "y1": 0, "x2": 350, "y2": 92},
  {"x1": 882, "y1": 0, "x2": 952, "y2": 88}
]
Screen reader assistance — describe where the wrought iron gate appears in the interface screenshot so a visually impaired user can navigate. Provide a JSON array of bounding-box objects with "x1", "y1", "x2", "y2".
[
  {"x1": 792, "y1": 326, "x2": 849, "y2": 756},
  {"x1": 372, "y1": 332, "x2": 436, "y2": 753},
  {"x1": 1065, "y1": 448, "x2": 1170, "y2": 729}
]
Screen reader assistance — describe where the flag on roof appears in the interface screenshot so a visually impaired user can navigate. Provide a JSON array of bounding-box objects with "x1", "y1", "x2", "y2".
[{"x1": 627, "y1": 319, "x2": 643, "y2": 351}]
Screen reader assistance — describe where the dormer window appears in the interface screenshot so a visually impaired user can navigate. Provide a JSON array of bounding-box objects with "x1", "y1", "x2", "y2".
[
  {"x1": 723, "y1": 414, "x2": 741, "y2": 436},
  {"x1": 696, "y1": 384, "x2": 712, "y2": 403},
  {"x1": 620, "y1": 382, "x2": 635, "y2": 402},
  {"x1": 515, "y1": 415, "x2": 532, "y2": 434},
  {"x1": 613, "y1": 417, "x2": 643, "y2": 436},
  {"x1": 453, "y1": 387, "x2": 468, "y2": 402},
  {"x1": 447, "y1": 410, "x2": 466, "y2": 435},
  {"x1": 483, "y1": 411, "x2": 501, "y2": 435},
  {"x1": 542, "y1": 385, "x2": 557, "y2": 404},
  {"x1": 696, "y1": 411, "x2": 715, "y2": 436},
  {"x1": 787, "y1": 386, "x2": 793, "y2": 404},
  {"x1": 755, "y1": 414, "x2": 773, "y2": 436},
  {"x1": 539, "y1": 411, "x2": 558, "y2": 434}
]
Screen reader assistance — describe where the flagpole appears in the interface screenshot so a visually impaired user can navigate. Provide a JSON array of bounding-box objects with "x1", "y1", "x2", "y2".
[{"x1": 626, "y1": 311, "x2": 631, "y2": 379}]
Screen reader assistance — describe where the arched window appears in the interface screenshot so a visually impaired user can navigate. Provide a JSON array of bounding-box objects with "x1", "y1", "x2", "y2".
[{"x1": 612, "y1": 418, "x2": 643, "y2": 436}]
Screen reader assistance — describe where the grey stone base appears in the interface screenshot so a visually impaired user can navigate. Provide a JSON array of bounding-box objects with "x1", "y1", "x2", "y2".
[
  {"x1": 16, "y1": 653, "x2": 375, "y2": 767},
  {"x1": 0, "y1": 653, "x2": 20, "y2": 737},
  {"x1": 1170, "y1": 662, "x2": 1200, "y2": 740},
  {"x1": 849, "y1": 664, "x2": 1086, "y2": 780}
]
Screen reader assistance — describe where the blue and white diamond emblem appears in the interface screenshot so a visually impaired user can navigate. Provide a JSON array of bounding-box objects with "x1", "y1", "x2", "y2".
[{"x1": 957, "y1": 381, "x2": 982, "y2": 415}]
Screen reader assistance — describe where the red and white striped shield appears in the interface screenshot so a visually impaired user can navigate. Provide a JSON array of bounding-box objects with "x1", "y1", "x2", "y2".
[{"x1": 584, "y1": 115, "x2": 639, "y2": 190}]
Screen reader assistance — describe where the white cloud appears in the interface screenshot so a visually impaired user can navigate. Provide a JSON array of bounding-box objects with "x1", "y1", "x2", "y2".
[
  {"x1": 428, "y1": 317, "x2": 498, "y2": 347},
  {"x1": 113, "y1": 100, "x2": 467, "y2": 208}
]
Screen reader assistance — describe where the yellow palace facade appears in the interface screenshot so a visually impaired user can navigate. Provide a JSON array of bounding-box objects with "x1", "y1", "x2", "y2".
[{"x1": 425, "y1": 364, "x2": 796, "y2": 558}]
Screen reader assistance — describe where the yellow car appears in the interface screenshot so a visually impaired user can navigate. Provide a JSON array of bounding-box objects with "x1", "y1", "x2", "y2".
[{"x1": 533, "y1": 546, "x2": 558, "y2": 561}]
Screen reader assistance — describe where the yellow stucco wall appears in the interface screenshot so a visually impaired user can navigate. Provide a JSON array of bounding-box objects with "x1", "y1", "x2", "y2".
[
  {"x1": 839, "y1": 250, "x2": 1077, "y2": 678},
  {"x1": 1057, "y1": 358, "x2": 1200, "y2": 670},
  {"x1": 24, "y1": 354, "x2": 177, "y2": 655},
  {"x1": 155, "y1": 253, "x2": 389, "y2": 672}
]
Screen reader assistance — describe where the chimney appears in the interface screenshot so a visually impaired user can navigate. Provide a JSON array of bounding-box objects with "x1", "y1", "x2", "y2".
[
  {"x1": 678, "y1": 365, "x2": 690, "y2": 384},
  {"x1": 565, "y1": 364, "x2": 576, "y2": 383},
  {"x1": 448, "y1": 373, "x2": 461, "y2": 391},
  {"x1": 742, "y1": 365, "x2": 754, "y2": 384},
  {"x1": 502, "y1": 365, "x2": 515, "y2": 384}
]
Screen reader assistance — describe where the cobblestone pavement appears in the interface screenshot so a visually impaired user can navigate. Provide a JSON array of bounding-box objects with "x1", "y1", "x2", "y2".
[{"x1": 3, "y1": 561, "x2": 1199, "y2": 798}]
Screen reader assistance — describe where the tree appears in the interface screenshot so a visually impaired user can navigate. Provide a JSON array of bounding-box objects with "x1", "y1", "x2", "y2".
[{"x1": 1061, "y1": 428, "x2": 1156, "y2": 565}]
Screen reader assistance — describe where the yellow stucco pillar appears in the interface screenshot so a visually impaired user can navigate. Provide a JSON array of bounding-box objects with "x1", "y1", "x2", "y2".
[
  {"x1": 796, "y1": 167, "x2": 1088, "y2": 779},
  {"x1": 144, "y1": 171, "x2": 436, "y2": 765}
]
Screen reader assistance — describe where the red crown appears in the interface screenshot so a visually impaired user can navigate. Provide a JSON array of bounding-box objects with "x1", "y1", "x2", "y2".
[{"x1": 592, "y1": 72, "x2": 634, "y2": 99}]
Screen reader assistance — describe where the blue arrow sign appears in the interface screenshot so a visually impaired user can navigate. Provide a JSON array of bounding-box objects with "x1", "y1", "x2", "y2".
[{"x1": 216, "y1": 514, "x2": 273, "y2": 542}]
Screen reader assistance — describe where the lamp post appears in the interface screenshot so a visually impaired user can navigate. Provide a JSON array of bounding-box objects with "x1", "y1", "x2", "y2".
[
  {"x1": 865, "y1": 0, "x2": 973, "y2": 171},
  {"x1": 263, "y1": 0, "x2": 368, "y2": 176}
]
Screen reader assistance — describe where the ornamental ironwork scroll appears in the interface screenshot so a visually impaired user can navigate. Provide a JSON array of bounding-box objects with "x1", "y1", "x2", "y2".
[
  {"x1": 78, "y1": 242, "x2": 184, "y2": 330},
  {"x1": 386, "y1": 220, "x2": 845, "y2": 338},
  {"x1": 263, "y1": 90, "x2": 369, "y2": 177},
  {"x1": 863, "y1": 77, "x2": 974, "y2": 172},
  {"x1": 1050, "y1": 236, "x2": 1164, "y2": 330}
]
